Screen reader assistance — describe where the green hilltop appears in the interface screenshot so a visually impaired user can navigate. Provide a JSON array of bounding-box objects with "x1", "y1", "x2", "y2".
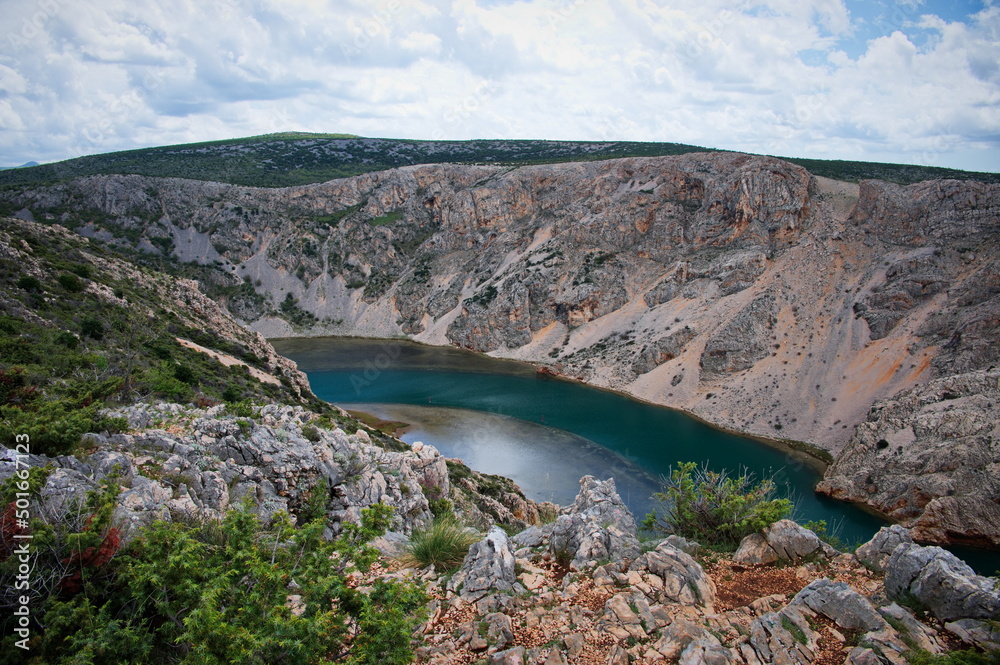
[{"x1": 3, "y1": 132, "x2": 996, "y2": 189}]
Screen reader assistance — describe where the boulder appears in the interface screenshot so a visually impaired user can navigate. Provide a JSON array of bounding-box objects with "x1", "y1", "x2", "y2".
[
  {"x1": 733, "y1": 533, "x2": 779, "y2": 565},
  {"x1": 449, "y1": 526, "x2": 517, "y2": 597},
  {"x1": 548, "y1": 476, "x2": 640, "y2": 569},
  {"x1": 885, "y1": 542, "x2": 1000, "y2": 621},
  {"x1": 945, "y1": 619, "x2": 1000, "y2": 652},
  {"x1": 490, "y1": 646, "x2": 525, "y2": 665},
  {"x1": 733, "y1": 520, "x2": 833, "y2": 565},
  {"x1": 628, "y1": 542, "x2": 716, "y2": 610},
  {"x1": 662, "y1": 534, "x2": 701, "y2": 556},
  {"x1": 764, "y1": 519, "x2": 827, "y2": 560},
  {"x1": 789, "y1": 579, "x2": 887, "y2": 632},
  {"x1": 856, "y1": 525, "x2": 913, "y2": 572}
]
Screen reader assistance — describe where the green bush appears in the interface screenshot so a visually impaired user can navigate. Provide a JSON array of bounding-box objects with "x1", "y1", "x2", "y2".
[
  {"x1": 173, "y1": 363, "x2": 196, "y2": 384},
  {"x1": 226, "y1": 399, "x2": 255, "y2": 418},
  {"x1": 643, "y1": 461, "x2": 792, "y2": 549},
  {"x1": 80, "y1": 317, "x2": 104, "y2": 339},
  {"x1": 57, "y1": 273, "x2": 85, "y2": 292},
  {"x1": 16, "y1": 275, "x2": 42, "y2": 292},
  {"x1": 401, "y1": 516, "x2": 479, "y2": 572},
  {"x1": 0, "y1": 400, "x2": 125, "y2": 456},
  {"x1": 301, "y1": 424, "x2": 321, "y2": 442},
  {"x1": 0, "y1": 495, "x2": 426, "y2": 665},
  {"x1": 53, "y1": 331, "x2": 78, "y2": 349},
  {"x1": 148, "y1": 362, "x2": 194, "y2": 403}
]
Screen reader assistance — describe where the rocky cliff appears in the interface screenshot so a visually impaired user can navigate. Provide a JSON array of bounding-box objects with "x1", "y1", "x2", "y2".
[{"x1": 4, "y1": 152, "x2": 998, "y2": 546}]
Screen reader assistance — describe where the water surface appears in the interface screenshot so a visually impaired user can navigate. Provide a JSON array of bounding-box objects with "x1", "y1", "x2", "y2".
[{"x1": 272, "y1": 336, "x2": 999, "y2": 572}]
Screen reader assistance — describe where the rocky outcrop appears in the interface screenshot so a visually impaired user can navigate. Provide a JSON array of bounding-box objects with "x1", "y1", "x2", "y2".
[
  {"x1": 0, "y1": 402, "x2": 450, "y2": 540},
  {"x1": 416, "y1": 511, "x2": 999, "y2": 664},
  {"x1": 817, "y1": 369, "x2": 1000, "y2": 548},
  {"x1": 449, "y1": 526, "x2": 519, "y2": 598},
  {"x1": 548, "y1": 476, "x2": 640, "y2": 570},
  {"x1": 855, "y1": 525, "x2": 914, "y2": 572},
  {"x1": 884, "y1": 542, "x2": 1000, "y2": 621}
]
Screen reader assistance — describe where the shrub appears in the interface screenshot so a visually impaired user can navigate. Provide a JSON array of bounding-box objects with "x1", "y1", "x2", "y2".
[
  {"x1": 57, "y1": 273, "x2": 85, "y2": 292},
  {"x1": 226, "y1": 399, "x2": 255, "y2": 418},
  {"x1": 80, "y1": 317, "x2": 104, "y2": 340},
  {"x1": 642, "y1": 461, "x2": 792, "y2": 549},
  {"x1": 16, "y1": 275, "x2": 42, "y2": 292},
  {"x1": 147, "y1": 362, "x2": 194, "y2": 403},
  {"x1": 301, "y1": 424, "x2": 321, "y2": 442},
  {"x1": 0, "y1": 496, "x2": 426, "y2": 665},
  {"x1": 173, "y1": 363, "x2": 196, "y2": 384},
  {"x1": 54, "y1": 331, "x2": 79, "y2": 349},
  {"x1": 0, "y1": 400, "x2": 125, "y2": 456},
  {"x1": 906, "y1": 649, "x2": 999, "y2": 665},
  {"x1": 428, "y1": 497, "x2": 454, "y2": 519},
  {"x1": 401, "y1": 516, "x2": 479, "y2": 572},
  {"x1": 298, "y1": 475, "x2": 330, "y2": 524}
]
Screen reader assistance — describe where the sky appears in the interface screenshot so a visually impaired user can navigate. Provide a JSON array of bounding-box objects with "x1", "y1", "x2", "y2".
[{"x1": 1, "y1": 0, "x2": 998, "y2": 172}]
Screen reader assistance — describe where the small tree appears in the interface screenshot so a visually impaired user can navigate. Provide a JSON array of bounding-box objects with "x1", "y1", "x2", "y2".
[{"x1": 643, "y1": 461, "x2": 791, "y2": 549}]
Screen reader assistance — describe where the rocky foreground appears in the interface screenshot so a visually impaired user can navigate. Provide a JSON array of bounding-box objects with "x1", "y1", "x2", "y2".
[
  {"x1": 408, "y1": 476, "x2": 1000, "y2": 665},
  {"x1": 3, "y1": 400, "x2": 998, "y2": 664}
]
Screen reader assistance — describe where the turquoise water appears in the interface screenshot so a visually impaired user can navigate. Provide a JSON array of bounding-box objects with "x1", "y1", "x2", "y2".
[{"x1": 272, "y1": 336, "x2": 998, "y2": 572}]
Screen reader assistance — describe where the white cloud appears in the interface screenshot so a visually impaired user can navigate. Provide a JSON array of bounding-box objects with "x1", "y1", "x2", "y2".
[{"x1": 0, "y1": 0, "x2": 996, "y2": 172}]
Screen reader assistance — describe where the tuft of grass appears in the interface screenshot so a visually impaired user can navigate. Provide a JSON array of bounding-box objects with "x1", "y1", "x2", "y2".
[
  {"x1": 400, "y1": 517, "x2": 479, "y2": 572},
  {"x1": 781, "y1": 615, "x2": 808, "y2": 645},
  {"x1": 905, "y1": 649, "x2": 999, "y2": 665}
]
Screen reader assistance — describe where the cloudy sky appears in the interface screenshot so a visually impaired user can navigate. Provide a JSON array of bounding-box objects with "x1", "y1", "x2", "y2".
[{"x1": 1, "y1": 0, "x2": 998, "y2": 171}]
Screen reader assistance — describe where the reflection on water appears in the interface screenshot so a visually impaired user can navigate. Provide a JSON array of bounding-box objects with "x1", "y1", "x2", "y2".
[
  {"x1": 272, "y1": 336, "x2": 999, "y2": 573},
  {"x1": 348, "y1": 403, "x2": 660, "y2": 515}
]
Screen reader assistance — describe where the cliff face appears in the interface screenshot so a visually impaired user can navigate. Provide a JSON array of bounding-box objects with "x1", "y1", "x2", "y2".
[{"x1": 5, "y1": 152, "x2": 999, "y2": 545}]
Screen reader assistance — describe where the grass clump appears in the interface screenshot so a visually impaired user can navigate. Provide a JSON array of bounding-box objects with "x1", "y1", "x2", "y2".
[
  {"x1": 401, "y1": 516, "x2": 479, "y2": 572},
  {"x1": 906, "y1": 650, "x2": 1000, "y2": 665},
  {"x1": 642, "y1": 461, "x2": 791, "y2": 550}
]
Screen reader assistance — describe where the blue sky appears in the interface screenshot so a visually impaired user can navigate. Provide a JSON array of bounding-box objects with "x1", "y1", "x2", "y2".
[{"x1": 1, "y1": 0, "x2": 998, "y2": 172}]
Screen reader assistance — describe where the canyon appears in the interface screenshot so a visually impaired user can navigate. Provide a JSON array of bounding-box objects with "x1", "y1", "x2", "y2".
[{"x1": 4, "y1": 150, "x2": 998, "y2": 547}]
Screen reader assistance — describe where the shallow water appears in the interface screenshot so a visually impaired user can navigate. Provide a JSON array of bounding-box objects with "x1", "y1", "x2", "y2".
[
  {"x1": 272, "y1": 336, "x2": 998, "y2": 573},
  {"x1": 347, "y1": 402, "x2": 661, "y2": 514}
]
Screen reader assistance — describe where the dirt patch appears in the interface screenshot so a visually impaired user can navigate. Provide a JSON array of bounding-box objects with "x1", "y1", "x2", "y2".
[{"x1": 708, "y1": 560, "x2": 810, "y2": 612}]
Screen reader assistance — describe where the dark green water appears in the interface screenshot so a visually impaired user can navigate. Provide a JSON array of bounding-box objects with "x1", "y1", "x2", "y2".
[{"x1": 272, "y1": 336, "x2": 998, "y2": 572}]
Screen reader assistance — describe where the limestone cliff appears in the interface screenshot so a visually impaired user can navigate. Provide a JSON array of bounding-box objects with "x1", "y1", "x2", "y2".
[{"x1": 4, "y1": 152, "x2": 999, "y2": 546}]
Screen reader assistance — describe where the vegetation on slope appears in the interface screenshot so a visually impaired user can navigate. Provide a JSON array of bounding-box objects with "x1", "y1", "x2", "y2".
[
  {"x1": 643, "y1": 461, "x2": 792, "y2": 550},
  {"x1": 0, "y1": 475, "x2": 426, "y2": 665},
  {"x1": 2, "y1": 132, "x2": 992, "y2": 190},
  {"x1": 0, "y1": 219, "x2": 300, "y2": 454}
]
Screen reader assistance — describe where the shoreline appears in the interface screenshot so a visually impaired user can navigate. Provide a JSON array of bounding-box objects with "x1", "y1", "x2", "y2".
[{"x1": 270, "y1": 333, "x2": 834, "y2": 474}]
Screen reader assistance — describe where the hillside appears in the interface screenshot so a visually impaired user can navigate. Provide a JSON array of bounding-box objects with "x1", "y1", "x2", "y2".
[{"x1": 1, "y1": 133, "x2": 996, "y2": 190}]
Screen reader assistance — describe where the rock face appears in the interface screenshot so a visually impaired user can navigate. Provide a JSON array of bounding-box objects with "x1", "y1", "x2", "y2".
[
  {"x1": 817, "y1": 369, "x2": 1000, "y2": 548},
  {"x1": 5, "y1": 154, "x2": 1000, "y2": 547},
  {"x1": 884, "y1": 542, "x2": 1000, "y2": 621},
  {"x1": 0, "y1": 402, "x2": 448, "y2": 540},
  {"x1": 449, "y1": 526, "x2": 518, "y2": 598},
  {"x1": 855, "y1": 525, "x2": 914, "y2": 572},
  {"x1": 548, "y1": 476, "x2": 640, "y2": 570}
]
